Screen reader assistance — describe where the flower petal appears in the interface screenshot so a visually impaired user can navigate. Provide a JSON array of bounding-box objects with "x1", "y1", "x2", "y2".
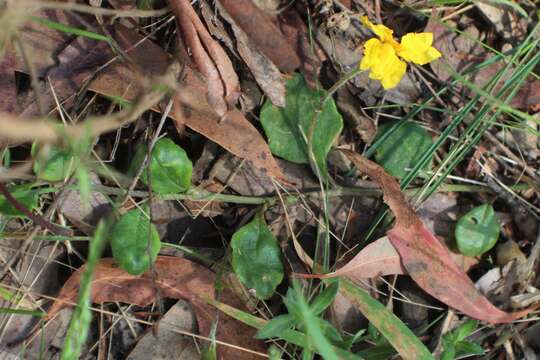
[
  {"x1": 398, "y1": 32, "x2": 442, "y2": 65},
  {"x1": 361, "y1": 41, "x2": 407, "y2": 89},
  {"x1": 361, "y1": 16, "x2": 396, "y2": 45},
  {"x1": 360, "y1": 38, "x2": 382, "y2": 71}
]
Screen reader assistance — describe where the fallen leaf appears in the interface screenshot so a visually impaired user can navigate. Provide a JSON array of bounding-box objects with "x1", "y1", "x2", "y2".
[
  {"x1": 90, "y1": 24, "x2": 284, "y2": 179},
  {"x1": 1, "y1": 9, "x2": 283, "y2": 179},
  {"x1": 57, "y1": 173, "x2": 110, "y2": 235},
  {"x1": 169, "y1": 0, "x2": 239, "y2": 116},
  {"x1": 343, "y1": 150, "x2": 537, "y2": 324},
  {"x1": 216, "y1": 1, "x2": 285, "y2": 107},
  {"x1": 298, "y1": 235, "x2": 476, "y2": 281},
  {"x1": 218, "y1": 0, "x2": 300, "y2": 73},
  {"x1": 0, "y1": 46, "x2": 18, "y2": 115},
  {"x1": 279, "y1": 8, "x2": 325, "y2": 87},
  {"x1": 46, "y1": 256, "x2": 265, "y2": 359},
  {"x1": 300, "y1": 237, "x2": 405, "y2": 280}
]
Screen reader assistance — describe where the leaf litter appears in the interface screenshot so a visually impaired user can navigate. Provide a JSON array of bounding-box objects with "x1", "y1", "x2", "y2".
[
  {"x1": 0, "y1": 1, "x2": 540, "y2": 359},
  {"x1": 46, "y1": 256, "x2": 265, "y2": 359}
]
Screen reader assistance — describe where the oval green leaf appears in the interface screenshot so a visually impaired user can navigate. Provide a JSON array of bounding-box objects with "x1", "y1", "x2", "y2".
[
  {"x1": 260, "y1": 73, "x2": 343, "y2": 178},
  {"x1": 32, "y1": 144, "x2": 74, "y2": 182},
  {"x1": 455, "y1": 203, "x2": 500, "y2": 257},
  {"x1": 373, "y1": 121, "x2": 433, "y2": 178},
  {"x1": 0, "y1": 184, "x2": 39, "y2": 217},
  {"x1": 231, "y1": 213, "x2": 284, "y2": 300},
  {"x1": 110, "y1": 207, "x2": 161, "y2": 275},
  {"x1": 134, "y1": 138, "x2": 193, "y2": 195}
]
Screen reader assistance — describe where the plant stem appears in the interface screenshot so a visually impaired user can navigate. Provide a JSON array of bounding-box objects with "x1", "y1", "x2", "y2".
[{"x1": 93, "y1": 183, "x2": 531, "y2": 206}]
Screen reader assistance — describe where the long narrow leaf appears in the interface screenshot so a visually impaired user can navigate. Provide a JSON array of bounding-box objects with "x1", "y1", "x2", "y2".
[
  {"x1": 60, "y1": 219, "x2": 108, "y2": 360},
  {"x1": 340, "y1": 278, "x2": 434, "y2": 360}
]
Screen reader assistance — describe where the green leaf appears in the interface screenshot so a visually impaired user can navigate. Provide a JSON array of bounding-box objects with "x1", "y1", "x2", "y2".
[
  {"x1": 373, "y1": 121, "x2": 433, "y2": 178},
  {"x1": 207, "y1": 298, "x2": 363, "y2": 360},
  {"x1": 231, "y1": 213, "x2": 283, "y2": 299},
  {"x1": 455, "y1": 340, "x2": 484, "y2": 357},
  {"x1": 135, "y1": 138, "x2": 193, "y2": 195},
  {"x1": 340, "y1": 278, "x2": 435, "y2": 360},
  {"x1": 32, "y1": 144, "x2": 74, "y2": 182},
  {"x1": 291, "y1": 281, "x2": 339, "y2": 360},
  {"x1": 455, "y1": 204, "x2": 500, "y2": 257},
  {"x1": 310, "y1": 280, "x2": 339, "y2": 315},
  {"x1": 61, "y1": 219, "x2": 108, "y2": 360},
  {"x1": 440, "y1": 347, "x2": 455, "y2": 360},
  {"x1": 255, "y1": 314, "x2": 296, "y2": 339},
  {"x1": 260, "y1": 73, "x2": 343, "y2": 178},
  {"x1": 453, "y1": 319, "x2": 478, "y2": 341},
  {"x1": 110, "y1": 207, "x2": 161, "y2": 275},
  {"x1": 0, "y1": 185, "x2": 39, "y2": 217},
  {"x1": 268, "y1": 345, "x2": 283, "y2": 360}
]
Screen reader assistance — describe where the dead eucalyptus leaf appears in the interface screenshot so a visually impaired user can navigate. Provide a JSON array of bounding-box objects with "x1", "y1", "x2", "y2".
[
  {"x1": 216, "y1": 1, "x2": 285, "y2": 107},
  {"x1": 343, "y1": 150, "x2": 538, "y2": 324},
  {"x1": 169, "y1": 0, "x2": 240, "y2": 116},
  {"x1": 218, "y1": 0, "x2": 300, "y2": 73}
]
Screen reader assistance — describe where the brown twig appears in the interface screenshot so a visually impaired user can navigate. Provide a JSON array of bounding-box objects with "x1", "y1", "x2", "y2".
[{"x1": 0, "y1": 183, "x2": 72, "y2": 236}]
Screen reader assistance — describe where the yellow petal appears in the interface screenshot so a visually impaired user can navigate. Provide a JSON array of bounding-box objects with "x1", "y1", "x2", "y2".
[
  {"x1": 398, "y1": 32, "x2": 442, "y2": 65},
  {"x1": 361, "y1": 41, "x2": 407, "y2": 89},
  {"x1": 360, "y1": 16, "x2": 396, "y2": 44},
  {"x1": 360, "y1": 38, "x2": 381, "y2": 70}
]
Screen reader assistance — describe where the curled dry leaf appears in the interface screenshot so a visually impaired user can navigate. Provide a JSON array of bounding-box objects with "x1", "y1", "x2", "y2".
[
  {"x1": 46, "y1": 256, "x2": 265, "y2": 359},
  {"x1": 168, "y1": 0, "x2": 240, "y2": 116},
  {"x1": 342, "y1": 150, "x2": 538, "y2": 324},
  {"x1": 218, "y1": 0, "x2": 300, "y2": 73}
]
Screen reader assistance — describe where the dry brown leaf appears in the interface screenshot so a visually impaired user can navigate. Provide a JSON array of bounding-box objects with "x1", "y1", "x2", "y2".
[
  {"x1": 0, "y1": 46, "x2": 18, "y2": 115},
  {"x1": 90, "y1": 25, "x2": 284, "y2": 179},
  {"x1": 46, "y1": 256, "x2": 265, "y2": 359},
  {"x1": 216, "y1": 1, "x2": 285, "y2": 107},
  {"x1": 169, "y1": 0, "x2": 240, "y2": 116},
  {"x1": 343, "y1": 150, "x2": 538, "y2": 324},
  {"x1": 218, "y1": 0, "x2": 300, "y2": 73}
]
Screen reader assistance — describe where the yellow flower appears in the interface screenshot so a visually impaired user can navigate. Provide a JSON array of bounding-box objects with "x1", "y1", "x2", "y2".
[{"x1": 360, "y1": 16, "x2": 441, "y2": 89}]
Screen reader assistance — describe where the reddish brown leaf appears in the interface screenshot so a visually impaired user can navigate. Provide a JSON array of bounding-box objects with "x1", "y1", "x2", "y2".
[
  {"x1": 298, "y1": 236, "x2": 475, "y2": 281},
  {"x1": 169, "y1": 0, "x2": 240, "y2": 116},
  {"x1": 299, "y1": 237, "x2": 405, "y2": 280},
  {"x1": 343, "y1": 150, "x2": 537, "y2": 324},
  {"x1": 218, "y1": 0, "x2": 300, "y2": 73},
  {"x1": 46, "y1": 256, "x2": 265, "y2": 359}
]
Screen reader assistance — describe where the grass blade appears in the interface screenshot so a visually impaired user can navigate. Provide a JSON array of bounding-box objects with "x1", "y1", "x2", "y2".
[{"x1": 60, "y1": 219, "x2": 109, "y2": 360}]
